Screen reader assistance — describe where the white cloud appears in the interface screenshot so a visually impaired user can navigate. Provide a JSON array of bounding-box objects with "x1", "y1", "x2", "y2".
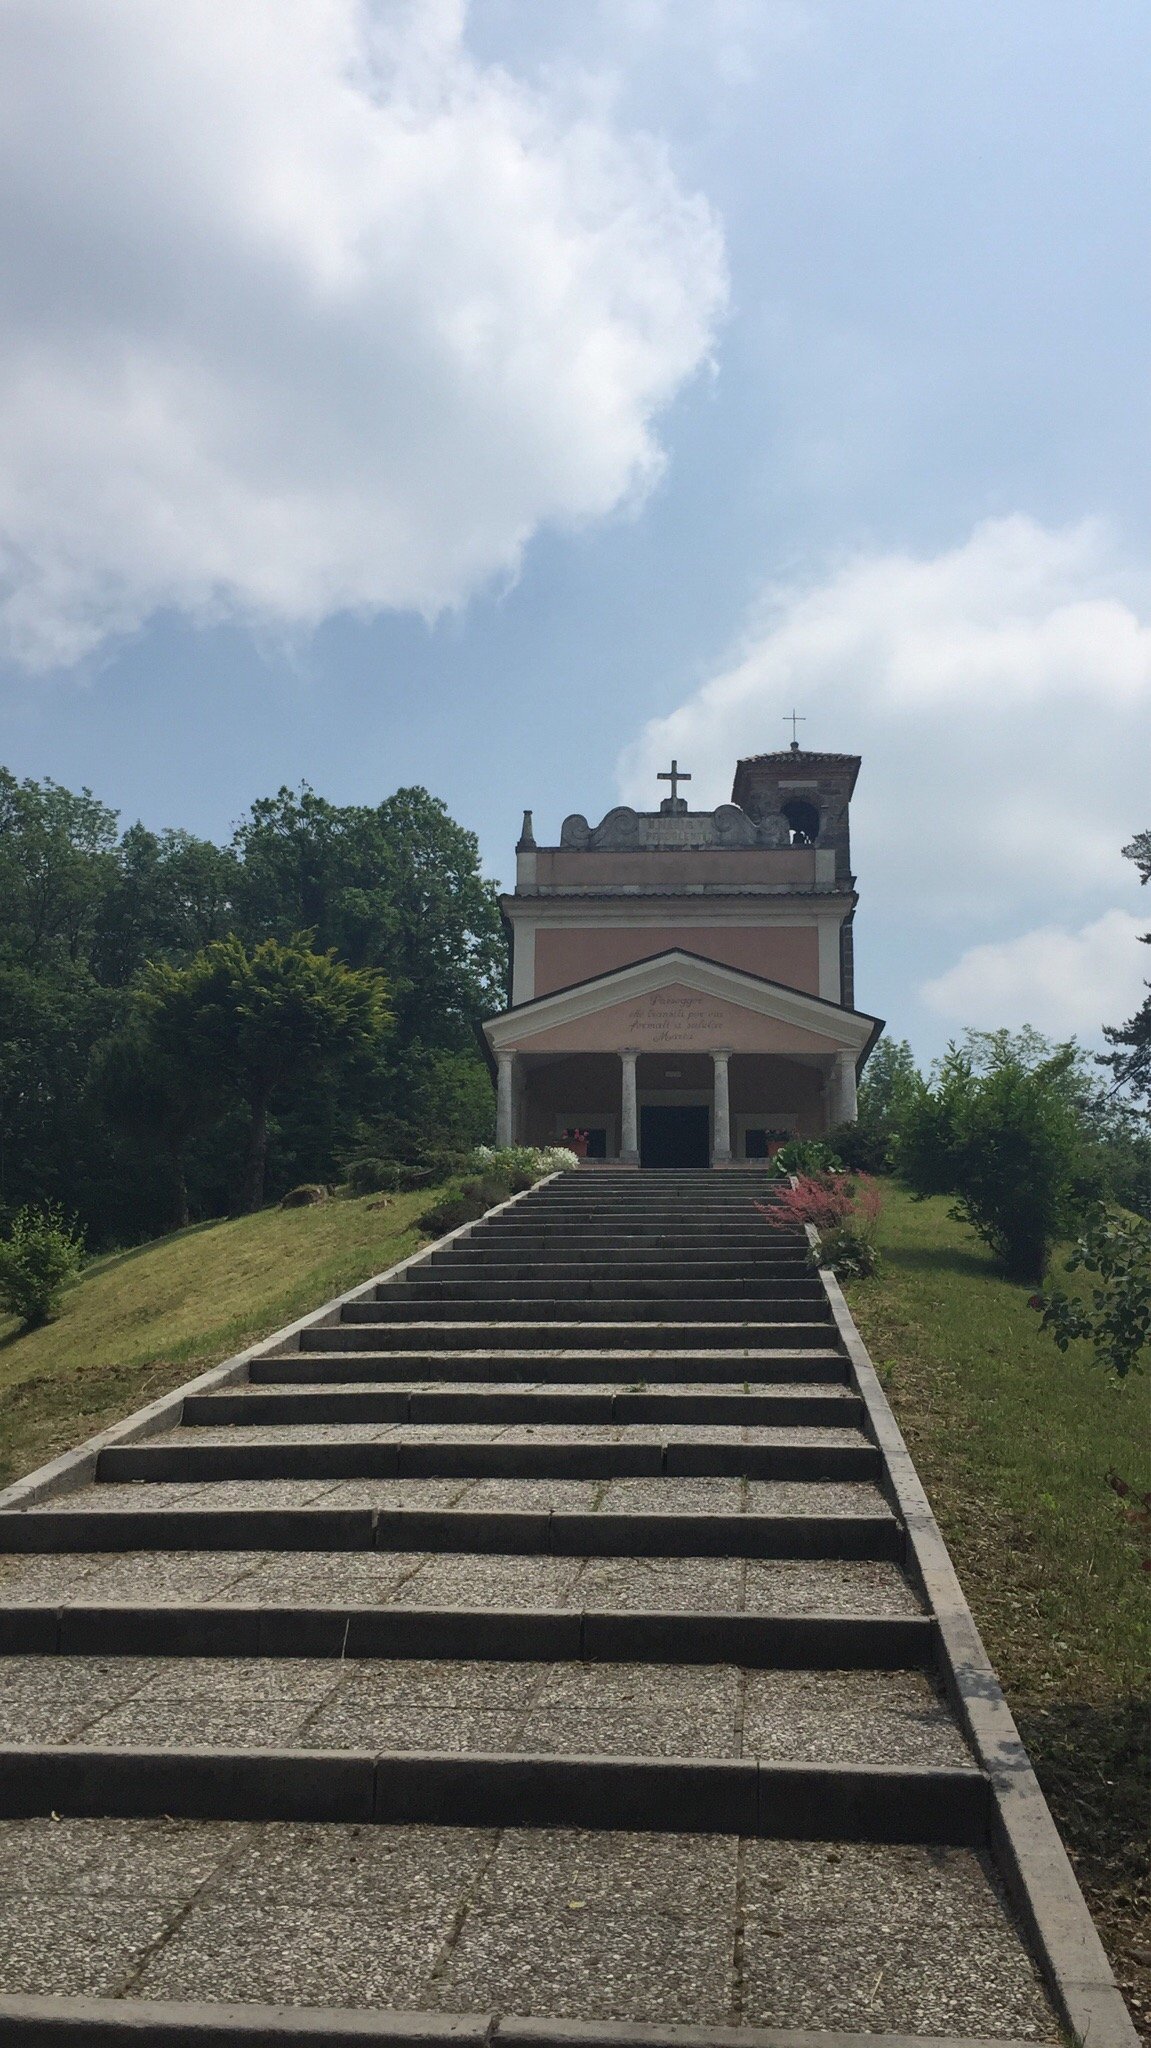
[
  {"x1": 617, "y1": 516, "x2": 1151, "y2": 921},
  {"x1": 921, "y1": 910, "x2": 1148, "y2": 1039},
  {"x1": 0, "y1": 0, "x2": 725, "y2": 668}
]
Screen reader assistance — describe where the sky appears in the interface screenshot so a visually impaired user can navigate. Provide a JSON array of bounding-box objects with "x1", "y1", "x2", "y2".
[{"x1": 0, "y1": 0, "x2": 1148, "y2": 1062}]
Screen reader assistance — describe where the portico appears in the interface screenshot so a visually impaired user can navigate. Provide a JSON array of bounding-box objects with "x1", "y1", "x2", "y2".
[
  {"x1": 485, "y1": 950, "x2": 880, "y2": 1166},
  {"x1": 483, "y1": 747, "x2": 883, "y2": 1165}
]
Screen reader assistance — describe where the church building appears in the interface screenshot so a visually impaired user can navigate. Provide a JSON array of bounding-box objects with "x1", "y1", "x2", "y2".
[{"x1": 482, "y1": 747, "x2": 883, "y2": 1168}]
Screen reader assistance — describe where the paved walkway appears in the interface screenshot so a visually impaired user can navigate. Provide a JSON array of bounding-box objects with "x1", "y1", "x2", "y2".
[{"x1": 0, "y1": 1170, "x2": 1133, "y2": 2046}]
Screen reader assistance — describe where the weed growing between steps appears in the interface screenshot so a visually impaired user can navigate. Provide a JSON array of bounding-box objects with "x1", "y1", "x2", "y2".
[
  {"x1": 0, "y1": 1185, "x2": 449, "y2": 1489},
  {"x1": 844, "y1": 1184, "x2": 1151, "y2": 2038}
]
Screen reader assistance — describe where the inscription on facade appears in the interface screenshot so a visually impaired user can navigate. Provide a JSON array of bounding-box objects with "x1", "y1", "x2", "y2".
[{"x1": 623, "y1": 991, "x2": 729, "y2": 1048}]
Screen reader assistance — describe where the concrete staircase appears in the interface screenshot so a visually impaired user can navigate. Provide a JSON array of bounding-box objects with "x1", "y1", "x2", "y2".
[{"x1": 0, "y1": 1168, "x2": 1133, "y2": 2045}]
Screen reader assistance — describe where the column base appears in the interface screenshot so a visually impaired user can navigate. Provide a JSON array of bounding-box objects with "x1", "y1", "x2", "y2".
[{"x1": 618, "y1": 1149, "x2": 640, "y2": 1168}]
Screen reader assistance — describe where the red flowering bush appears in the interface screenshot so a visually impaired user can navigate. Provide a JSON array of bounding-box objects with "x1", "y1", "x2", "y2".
[{"x1": 756, "y1": 1172, "x2": 883, "y2": 1277}]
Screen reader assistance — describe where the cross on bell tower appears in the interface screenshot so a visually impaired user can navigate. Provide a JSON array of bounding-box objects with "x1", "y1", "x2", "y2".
[{"x1": 657, "y1": 758, "x2": 692, "y2": 815}]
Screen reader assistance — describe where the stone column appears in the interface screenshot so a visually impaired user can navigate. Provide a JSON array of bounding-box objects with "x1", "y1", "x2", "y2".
[
  {"x1": 619, "y1": 1049, "x2": 639, "y2": 1165},
  {"x1": 833, "y1": 1049, "x2": 858, "y2": 1127},
  {"x1": 495, "y1": 1050, "x2": 517, "y2": 1147},
  {"x1": 711, "y1": 1050, "x2": 732, "y2": 1166}
]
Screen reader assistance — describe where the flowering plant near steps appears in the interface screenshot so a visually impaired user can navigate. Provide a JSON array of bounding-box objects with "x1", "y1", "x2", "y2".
[
  {"x1": 756, "y1": 1172, "x2": 883, "y2": 1279},
  {"x1": 1030, "y1": 1205, "x2": 1150, "y2": 1380},
  {"x1": 470, "y1": 1145, "x2": 579, "y2": 1176}
]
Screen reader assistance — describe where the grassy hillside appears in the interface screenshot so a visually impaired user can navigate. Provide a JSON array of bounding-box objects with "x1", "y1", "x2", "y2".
[
  {"x1": 846, "y1": 1186, "x2": 1150, "y2": 2035},
  {"x1": 0, "y1": 1189, "x2": 439, "y2": 1490}
]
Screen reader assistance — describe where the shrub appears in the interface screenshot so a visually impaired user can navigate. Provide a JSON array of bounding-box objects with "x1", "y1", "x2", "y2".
[
  {"x1": 819, "y1": 1221, "x2": 882, "y2": 1278},
  {"x1": 344, "y1": 1157, "x2": 440, "y2": 1197},
  {"x1": 418, "y1": 1174, "x2": 515, "y2": 1236},
  {"x1": 278, "y1": 1184, "x2": 328, "y2": 1208},
  {"x1": 767, "y1": 1138, "x2": 841, "y2": 1178},
  {"x1": 470, "y1": 1144, "x2": 579, "y2": 1177},
  {"x1": 756, "y1": 1172, "x2": 883, "y2": 1277},
  {"x1": 898, "y1": 1045, "x2": 1084, "y2": 1282},
  {"x1": 0, "y1": 1204, "x2": 86, "y2": 1329},
  {"x1": 1031, "y1": 1206, "x2": 1151, "y2": 1379}
]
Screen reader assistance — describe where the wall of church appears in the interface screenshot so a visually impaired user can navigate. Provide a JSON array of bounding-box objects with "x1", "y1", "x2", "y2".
[
  {"x1": 533, "y1": 847, "x2": 817, "y2": 890},
  {"x1": 532, "y1": 924, "x2": 821, "y2": 998}
]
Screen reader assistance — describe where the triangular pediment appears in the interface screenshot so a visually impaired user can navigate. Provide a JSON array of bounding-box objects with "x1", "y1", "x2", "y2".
[{"x1": 483, "y1": 950, "x2": 881, "y2": 1062}]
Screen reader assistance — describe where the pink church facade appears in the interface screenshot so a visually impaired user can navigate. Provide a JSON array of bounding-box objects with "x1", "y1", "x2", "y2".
[{"x1": 482, "y1": 750, "x2": 883, "y2": 1168}]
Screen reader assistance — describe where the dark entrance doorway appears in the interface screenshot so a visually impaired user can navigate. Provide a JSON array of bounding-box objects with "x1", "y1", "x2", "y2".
[{"x1": 640, "y1": 1104, "x2": 710, "y2": 1169}]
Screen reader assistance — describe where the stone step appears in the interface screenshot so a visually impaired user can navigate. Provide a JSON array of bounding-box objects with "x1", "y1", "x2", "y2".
[
  {"x1": 0, "y1": 1742, "x2": 987, "y2": 1843},
  {"x1": 254, "y1": 1350, "x2": 849, "y2": 1385},
  {"x1": 3, "y1": 1499, "x2": 897, "y2": 1559},
  {"x1": 183, "y1": 1388, "x2": 863, "y2": 1429},
  {"x1": 0, "y1": 1542, "x2": 924, "y2": 1616},
  {"x1": 466, "y1": 1220, "x2": 786, "y2": 1236},
  {"x1": 0, "y1": 1820, "x2": 1057, "y2": 2037},
  {"x1": 423, "y1": 1256, "x2": 814, "y2": 1276},
  {"x1": 389, "y1": 1277, "x2": 819, "y2": 1294},
  {"x1": 90, "y1": 1435, "x2": 882, "y2": 1486},
  {"x1": 345, "y1": 1298, "x2": 834, "y2": 1324},
  {"x1": 0, "y1": 1602, "x2": 932, "y2": 1667},
  {"x1": 0, "y1": 1652, "x2": 972, "y2": 1767},
  {"x1": 16, "y1": 1473, "x2": 893, "y2": 1523},
  {"x1": 300, "y1": 1322, "x2": 838, "y2": 1352}
]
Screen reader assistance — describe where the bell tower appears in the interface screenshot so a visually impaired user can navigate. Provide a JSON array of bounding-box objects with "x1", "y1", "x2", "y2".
[
  {"x1": 730, "y1": 748, "x2": 859, "y2": 882},
  {"x1": 729, "y1": 749, "x2": 860, "y2": 1003}
]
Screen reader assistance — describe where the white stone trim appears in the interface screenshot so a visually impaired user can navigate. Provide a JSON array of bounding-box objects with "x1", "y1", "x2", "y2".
[
  {"x1": 510, "y1": 921, "x2": 536, "y2": 1004},
  {"x1": 817, "y1": 916, "x2": 841, "y2": 1003}
]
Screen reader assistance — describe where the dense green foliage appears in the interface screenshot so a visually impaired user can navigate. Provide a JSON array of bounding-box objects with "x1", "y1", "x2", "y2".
[
  {"x1": 0, "y1": 1203, "x2": 85, "y2": 1328},
  {"x1": 833, "y1": 1019, "x2": 1150, "y2": 1284},
  {"x1": 0, "y1": 768, "x2": 504, "y2": 1242},
  {"x1": 898, "y1": 1038, "x2": 1084, "y2": 1280},
  {"x1": 1034, "y1": 1208, "x2": 1151, "y2": 1379}
]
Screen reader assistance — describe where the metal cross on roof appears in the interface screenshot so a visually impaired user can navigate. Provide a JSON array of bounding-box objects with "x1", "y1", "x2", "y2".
[
  {"x1": 783, "y1": 708, "x2": 806, "y2": 749},
  {"x1": 657, "y1": 758, "x2": 692, "y2": 804}
]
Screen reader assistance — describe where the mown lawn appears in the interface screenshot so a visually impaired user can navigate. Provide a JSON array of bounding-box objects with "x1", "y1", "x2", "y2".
[
  {"x1": 845, "y1": 1185, "x2": 1150, "y2": 2033},
  {"x1": 0, "y1": 1189, "x2": 439, "y2": 1491}
]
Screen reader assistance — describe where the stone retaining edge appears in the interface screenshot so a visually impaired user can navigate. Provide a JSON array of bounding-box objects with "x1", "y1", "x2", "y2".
[
  {"x1": 0, "y1": 1178, "x2": 562, "y2": 1512},
  {"x1": 0, "y1": 1994, "x2": 1056, "y2": 2047},
  {"x1": 819, "y1": 1264, "x2": 1138, "y2": 2048}
]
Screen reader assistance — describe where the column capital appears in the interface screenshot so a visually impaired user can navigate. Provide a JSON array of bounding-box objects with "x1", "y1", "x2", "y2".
[{"x1": 619, "y1": 1046, "x2": 639, "y2": 1063}]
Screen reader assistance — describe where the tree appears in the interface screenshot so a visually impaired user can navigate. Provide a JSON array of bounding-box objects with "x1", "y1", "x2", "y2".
[
  {"x1": 1100, "y1": 829, "x2": 1151, "y2": 1108},
  {"x1": 139, "y1": 935, "x2": 392, "y2": 1212},
  {"x1": 91, "y1": 1021, "x2": 226, "y2": 1229},
  {"x1": 231, "y1": 783, "x2": 506, "y2": 1041},
  {"x1": 834, "y1": 1037, "x2": 919, "y2": 1170},
  {"x1": 0, "y1": 770, "x2": 118, "y2": 970},
  {"x1": 899, "y1": 1037, "x2": 1085, "y2": 1282}
]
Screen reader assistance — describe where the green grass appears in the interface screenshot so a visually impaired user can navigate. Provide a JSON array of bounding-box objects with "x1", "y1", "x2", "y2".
[
  {"x1": 845, "y1": 1185, "x2": 1150, "y2": 2023},
  {"x1": 0, "y1": 1188, "x2": 439, "y2": 1490}
]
